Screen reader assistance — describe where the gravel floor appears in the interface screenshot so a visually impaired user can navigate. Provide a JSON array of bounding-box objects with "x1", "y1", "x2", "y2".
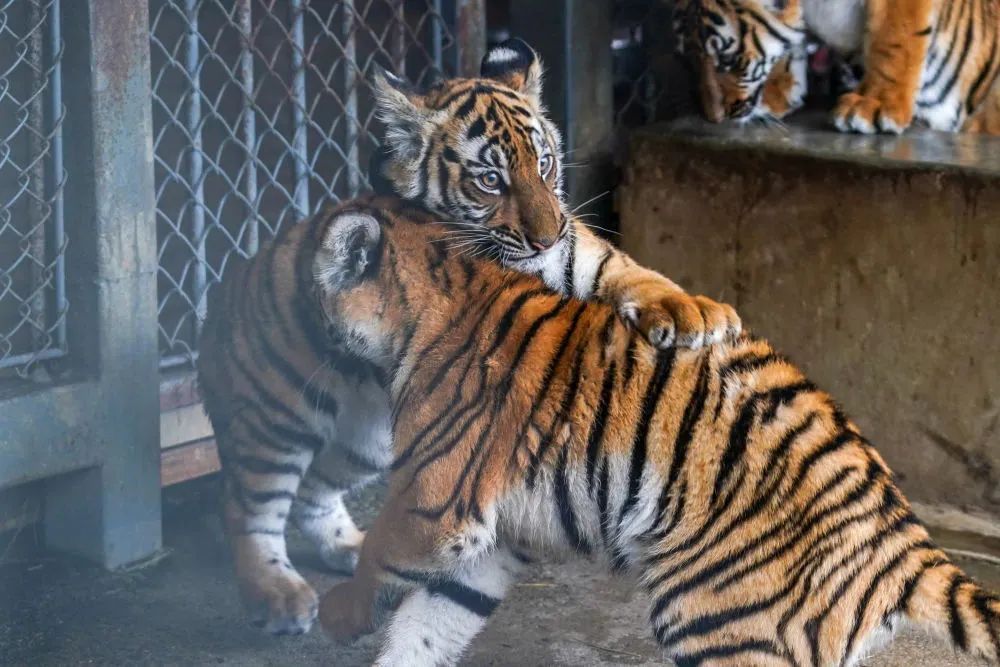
[{"x1": 1, "y1": 477, "x2": 998, "y2": 666}]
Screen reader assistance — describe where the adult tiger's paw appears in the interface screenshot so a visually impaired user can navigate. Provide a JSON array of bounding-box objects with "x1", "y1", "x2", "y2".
[
  {"x1": 319, "y1": 580, "x2": 375, "y2": 644},
  {"x1": 619, "y1": 290, "x2": 741, "y2": 350},
  {"x1": 832, "y1": 91, "x2": 912, "y2": 135}
]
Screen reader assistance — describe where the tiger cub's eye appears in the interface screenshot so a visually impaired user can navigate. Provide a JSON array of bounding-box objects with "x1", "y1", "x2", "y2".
[
  {"x1": 539, "y1": 154, "x2": 554, "y2": 178},
  {"x1": 477, "y1": 171, "x2": 502, "y2": 192}
]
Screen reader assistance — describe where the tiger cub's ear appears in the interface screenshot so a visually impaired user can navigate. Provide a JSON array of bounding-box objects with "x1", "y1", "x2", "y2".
[
  {"x1": 314, "y1": 212, "x2": 382, "y2": 292},
  {"x1": 480, "y1": 38, "x2": 543, "y2": 105},
  {"x1": 371, "y1": 65, "x2": 432, "y2": 162}
]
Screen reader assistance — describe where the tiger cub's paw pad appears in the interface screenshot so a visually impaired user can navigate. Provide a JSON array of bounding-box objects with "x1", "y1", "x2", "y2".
[
  {"x1": 620, "y1": 291, "x2": 706, "y2": 350},
  {"x1": 694, "y1": 296, "x2": 741, "y2": 345},
  {"x1": 243, "y1": 573, "x2": 319, "y2": 635},
  {"x1": 832, "y1": 92, "x2": 910, "y2": 134},
  {"x1": 319, "y1": 580, "x2": 375, "y2": 643}
]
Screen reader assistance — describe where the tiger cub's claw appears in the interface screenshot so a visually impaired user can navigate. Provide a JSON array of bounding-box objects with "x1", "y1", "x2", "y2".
[{"x1": 620, "y1": 290, "x2": 741, "y2": 350}]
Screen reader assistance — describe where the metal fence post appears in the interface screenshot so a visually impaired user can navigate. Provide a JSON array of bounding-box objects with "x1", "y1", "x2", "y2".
[
  {"x1": 43, "y1": 0, "x2": 161, "y2": 568},
  {"x1": 441, "y1": 0, "x2": 485, "y2": 77},
  {"x1": 509, "y1": 0, "x2": 614, "y2": 218}
]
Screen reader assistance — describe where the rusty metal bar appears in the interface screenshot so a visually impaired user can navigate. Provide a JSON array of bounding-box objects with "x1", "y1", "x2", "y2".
[
  {"x1": 441, "y1": 0, "x2": 485, "y2": 77},
  {"x1": 394, "y1": 1, "x2": 406, "y2": 75},
  {"x1": 183, "y1": 0, "x2": 208, "y2": 332},
  {"x1": 50, "y1": 0, "x2": 66, "y2": 356},
  {"x1": 237, "y1": 0, "x2": 259, "y2": 255},
  {"x1": 289, "y1": 0, "x2": 310, "y2": 220},
  {"x1": 342, "y1": 0, "x2": 360, "y2": 197},
  {"x1": 27, "y1": 0, "x2": 48, "y2": 367}
]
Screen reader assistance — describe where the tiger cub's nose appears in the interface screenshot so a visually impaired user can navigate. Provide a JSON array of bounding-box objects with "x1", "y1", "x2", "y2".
[{"x1": 528, "y1": 234, "x2": 558, "y2": 252}]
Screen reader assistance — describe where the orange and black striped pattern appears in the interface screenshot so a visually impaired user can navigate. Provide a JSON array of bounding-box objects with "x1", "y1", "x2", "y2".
[
  {"x1": 316, "y1": 203, "x2": 1000, "y2": 666},
  {"x1": 197, "y1": 37, "x2": 742, "y2": 639},
  {"x1": 676, "y1": 0, "x2": 1000, "y2": 135}
]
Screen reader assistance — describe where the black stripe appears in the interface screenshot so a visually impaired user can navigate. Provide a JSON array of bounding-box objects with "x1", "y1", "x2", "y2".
[
  {"x1": 840, "y1": 541, "x2": 933, "y2": 661},
  {"x1": 236, "y1": 456, "x2": 305, "y2": 477},
  {"x1": 562, "y1": 225, "x2": 576, "y2": 294},
  {"x1": 620, "y1": 348, "x2": 677, "y2": 522},
  {"x1": 972, "y1": 588, "x2": 1000, "y2": 658},
  {"x1": 589, "y1": 250, "x2": 613, "y2": 297},
  {"x1": 427, "y1": 580, "x2": 501, "y2": 617},
  {"x1": 585, "y1": 359, "x2": 617, "y2": 491},
  {"x1": 672, "y1": 639, "x2": 782, "y2": 666},
  {"x1": 948, "y1": 573, "x2": 970, "y2": 651},
  {"x1": 657, "y1": 357, "x2": 711, "y2": 519},
  {"x1": 554, "y1": 445, "x2": 591, "y2": 553}
]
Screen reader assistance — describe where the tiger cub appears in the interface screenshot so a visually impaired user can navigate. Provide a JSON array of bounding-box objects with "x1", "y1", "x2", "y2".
[
  {"x1": 316, "y1": 203, "x2": 1000, "y2": 667},
  {"x1": 675, "y1": 0, "x2": 1000, "y2": 134},
  {"x1": 197, "y1": 39, "x2": 740, "y2": 635}
]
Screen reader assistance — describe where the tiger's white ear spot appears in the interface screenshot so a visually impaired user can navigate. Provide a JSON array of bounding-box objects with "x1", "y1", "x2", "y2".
[
  {"x1": 480, "y1": 38, "x2": 544, "y2": 104},
  {"x1": 486, "y1": 47, "x2": 521, "y2": 65}
]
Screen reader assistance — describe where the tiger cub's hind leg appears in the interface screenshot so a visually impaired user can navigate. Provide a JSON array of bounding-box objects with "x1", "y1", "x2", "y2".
[
  {"x1": 220, "y1": 422, "x2": 319, "y2": 635},
  {"x1": 291, "y1": 474, "x2": 366, "y2": 574},
  {"x1": 293, "y1": 388, "x2": 392, "y2": 572}
]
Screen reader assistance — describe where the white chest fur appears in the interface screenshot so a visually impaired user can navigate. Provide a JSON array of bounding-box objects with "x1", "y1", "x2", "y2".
[{"x1": 802, "y1": 0, "x2": 866, "y2": 54}]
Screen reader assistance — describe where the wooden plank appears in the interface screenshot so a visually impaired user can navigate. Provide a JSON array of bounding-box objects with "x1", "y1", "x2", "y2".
[
  {"x1": 160, "y1": 372, "x2": 201, "y2": 411},
  {"x1": 160, "y1": 403, "x2": 214, "y2": 449},
  {"x1": 160, "y1": 438, "x2": 221, "y2": 487}
]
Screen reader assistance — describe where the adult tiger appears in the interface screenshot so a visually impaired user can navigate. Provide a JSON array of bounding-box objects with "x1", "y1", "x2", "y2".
[
  {"x1": 315, "y1": 203, "x2": 1000, "y2": 667},
  {"x1": 197, "y1": 39, "x2": 740, "y2": 636},
  {"x1": 675, "y1": 0, "x2": 1000, "y2": 134}
]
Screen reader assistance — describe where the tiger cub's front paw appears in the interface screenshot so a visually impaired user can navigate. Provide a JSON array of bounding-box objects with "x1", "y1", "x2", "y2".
[
  {"x1": 832, "y1": 91, "x2": 912, "y2": 134},
  {"x1": 619, "y1": 290, "x2": 741, "y2": 350},
  {"x1": 319, "y1": 579, "x2": 376, "y2": 643}
]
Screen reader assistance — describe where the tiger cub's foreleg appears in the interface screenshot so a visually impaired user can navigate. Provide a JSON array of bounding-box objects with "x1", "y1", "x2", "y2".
[
  {"x1": 220, "y1": 421, "x2": 319, "y2": 635},
  {"x1": 373, "y1": 549, "x2": 523, "y2": 667},
  {"x1": 318, "y1": 486, "x2": 499, "y2": 647},
  {"x1": 832, "y1": 0, "x2": 934, "y2": 133},
  {"x1": 570, "y1": 223, "x2": 741, "y2": 350}
]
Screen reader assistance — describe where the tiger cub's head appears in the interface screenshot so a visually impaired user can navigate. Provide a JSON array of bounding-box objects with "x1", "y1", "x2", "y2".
[
  {"x1": 674, "y1": 0, "x2": 806, "y2": 122},
  {"x1": 371, "y1": 38, "x2": 566, "y2": 266}
]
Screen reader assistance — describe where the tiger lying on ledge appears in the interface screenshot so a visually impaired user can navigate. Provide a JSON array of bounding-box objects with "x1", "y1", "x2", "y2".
[{"x1": 314, "y1": 200, "x2": 1000, "y2": 667}]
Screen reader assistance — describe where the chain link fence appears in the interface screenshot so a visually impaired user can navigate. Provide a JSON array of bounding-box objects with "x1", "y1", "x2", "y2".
[
  {"x1": 0, "y1": 0, "x2": 67, "y2": 384},
  {"x1": 612, "y1": 0, "x2": 693, "y2": 163},
  {"x1": 150, "y1": 0, "x2": 461, "y2": 370}
]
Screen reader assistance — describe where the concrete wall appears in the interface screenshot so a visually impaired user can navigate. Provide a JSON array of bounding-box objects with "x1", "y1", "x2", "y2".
[{"x1": 618, "y1": 122, "x2": 1000, "y2": 524}]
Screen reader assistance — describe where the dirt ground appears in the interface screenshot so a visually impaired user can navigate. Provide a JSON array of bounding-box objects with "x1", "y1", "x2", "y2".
[{"x1": 2, "y1": 478, "x2": 999, "y2": 666}]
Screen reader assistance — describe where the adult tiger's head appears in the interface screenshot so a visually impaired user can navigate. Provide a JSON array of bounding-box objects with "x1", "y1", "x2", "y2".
[
  {"x1": 370, "y1": 38, "x2": 566, "y2": 265},
  {"x1": 674, "y1": 0, "x2": 806, "y2": 122}
]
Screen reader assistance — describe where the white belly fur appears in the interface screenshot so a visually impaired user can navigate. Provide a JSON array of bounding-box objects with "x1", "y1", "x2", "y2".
[{"x1": 802, "y1": 0, "x2": 866, "y2": 54}]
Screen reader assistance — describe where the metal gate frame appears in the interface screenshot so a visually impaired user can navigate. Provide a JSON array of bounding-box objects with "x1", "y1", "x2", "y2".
[
  {"x1": 0, "y1": 1, "x2": 161, "y2": 569},
  {"x1": 0, "y1": 0, "x2": 486, "y2": 570}
]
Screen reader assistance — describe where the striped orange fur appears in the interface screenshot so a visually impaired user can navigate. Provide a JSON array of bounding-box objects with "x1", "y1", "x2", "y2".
[
  {"x1": 314, "y1": 201, "x2": 1000, "y2": 666},
  {"x1": 676, "y1": 0, "x2": 1000, "y2": 134},
  {"x1": 197, "y1": 38, "x2": 744, "y2": 638}
]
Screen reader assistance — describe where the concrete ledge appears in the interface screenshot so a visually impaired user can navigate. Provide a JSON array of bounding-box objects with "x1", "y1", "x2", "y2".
[{"x1": 618, "y1": 116, "x2": 1000, "y2": 523}]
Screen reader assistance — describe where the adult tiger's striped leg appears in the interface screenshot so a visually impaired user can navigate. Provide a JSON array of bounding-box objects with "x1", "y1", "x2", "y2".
[
  {"x1": 374, "y1": 548, "x2": 523, "y2": 667},
  {"x1": 220, "y1": 409, "x2": 319, "y2": 635}
]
